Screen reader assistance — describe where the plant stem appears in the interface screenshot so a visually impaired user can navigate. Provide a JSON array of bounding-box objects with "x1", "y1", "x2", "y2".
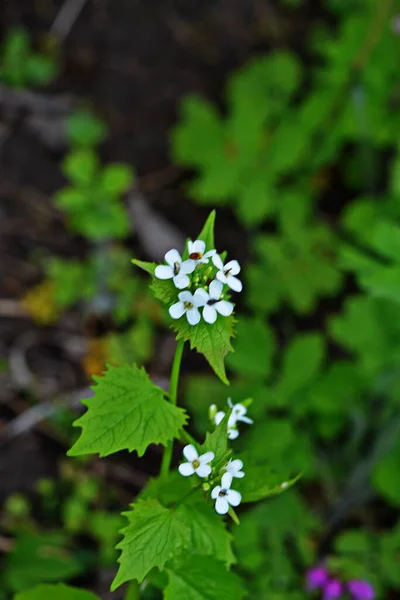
[
  {"x1": 123, "y1": 580, "x2": 140, "y2": 600},
  {"x1": 160, "y1": 339, "x2": 185, "y2": 478}
]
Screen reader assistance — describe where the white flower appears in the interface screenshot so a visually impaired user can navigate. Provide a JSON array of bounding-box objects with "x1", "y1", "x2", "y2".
[
  {"x1": 169, "y1": 290, "x2": 207, "y2": 325},
  {"x1": 194, "y1": 281, "x2": 234, "y2": 324},
  {"x1": 224, "y1": 459, "x2": 245, "y2": 487},
  {"x1": 212, "y1": 254, "x2": 242, "y2": 292},
  {"x1": 155, "y1": 249, "x2": 195, "y2": 289},
  {"x1": 211, "y1": 472, "x2": 242, "y2": 515},
  {"x1": 227, "y1": 398, "x2": 253, "y2": 425},
  {"x1": 178, "y1": 444, "x2": 214, "y2": 478},
  {"x1": 188, "y1": 239, "x2": 216, "y2": 265}
]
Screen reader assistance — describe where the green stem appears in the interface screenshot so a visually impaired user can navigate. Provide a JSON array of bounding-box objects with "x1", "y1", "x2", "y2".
[
  {"x1": 123, "y1": 580, "x2": 140, "y2": 600},
  {"x1": 160, "y1": 339, "x2": 185, "y2": 478},
  {"x1": 181, "y1": 429, "x2": 197, "y2": 447}
]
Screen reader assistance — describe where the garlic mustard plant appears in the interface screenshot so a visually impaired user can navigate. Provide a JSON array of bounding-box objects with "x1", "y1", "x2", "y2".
[{"x1": 68, "y1": 212, "x2": 297, "y2": 598}]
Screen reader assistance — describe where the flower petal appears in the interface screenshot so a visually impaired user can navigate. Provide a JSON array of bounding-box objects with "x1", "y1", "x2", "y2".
[
  {"x1": 228, "y1": 428, "x2": 239, "y2": 439},
  {"x1": 212, "y1": 254, "x2": 224, "y2": 270},
  {"x1": 227, "y1": 275, "x2": 243, "y2": 292},
  {"x1": 178, "y1": 290, "x2": 194, "y2": 303},
  {"x1": 183, "y1": 444, "x2": 198, "y2": 461},
  {"x1": 180, "y1": 259, "x2": 196, "y2": 274},
  {"x1": 215, "y1": 496, "x2": 229, "y2": 514},
  {"x1": 211, "y1": 485, "x2": 221, "y2": 499},
  {"x1": 216, "y1": 271, "x2": 228, "y2": 285},
  {"x1": 203, "y1": 304, "x2": 217, "y2": 324},
  {"x1": 221, "y1": 472, "x2": 232, "y2": 489},
  {"x1": 203, "y1": 249, "x2": 216, "y2": 259},
  {"x1": 186, "y1": 307, "x2": 200, "y2": 325},
  {"x1": 215, "y1": 300, "x2": 234, "y2": 316},
  {"x1": 193, "y1": 288, "x2": 209, "y2": 306},
  {"x1": 178, "y1": 462, "x2": 195, "y2": 476},
  {"x1": 215, "y1": 411, "x2": 225, "y2": 425},
  {"x1": 209, "y1": 279, "x2": 223, "y2": 299},
  {"x1": 195, "y1": 463, "x2": 212, "y2": 478},
  {"x1": 225, "y1": 260, "x2": 240, "y2": 275},
  {"x1": 169, "y1": 302, "x2": 185, "y2": 319},
  {"x1": 190, "y1": 240, "x2": 205, "y2": 255},
  {"x1": 230, "y1": 459, "x2": 243, "y2": 472},
  {"x1": 226, "y1": 489, "x2": 242, "y2": 507},
  {"x1": 222, "y1": 473, "x2": 233, "y2": 488},
  {"x1": 238, "y1": 415, "x2": 253, "y2": 424},
  {"x1": 155, "y1": 265, "x2": 173, "y2": 280},
  {"x1": 199, "y1": 451, "x2": 215, "y2": 464},
  {"x1": 173, "y1": 274, "x2": 190, "y2": 289},
  {"x1": 164, "y1": 249, "x2": 181, "y2": 267}
]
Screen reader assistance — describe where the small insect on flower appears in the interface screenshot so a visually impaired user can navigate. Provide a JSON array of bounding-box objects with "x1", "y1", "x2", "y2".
[
  {"x1": 212, "y1": 254, "x2": 243, "y2": 292},
  {"x1": 155, "y1": 249, "x2": 195, "y2": 289},
  {"x1": 211, "y1": 472, "x2": 242, "y2": 515},
  {"x1": 223, "y1": 458, "x2": 245, "y2": 487},
  {"x1": 195, "y1": 280, "x2": 234, "y2": 324},
  {"x1": 178, "y1": 444, "x2": 214, "y2": 478},
  {"x1": 347, "y1": 580, "x2": 375, "y2": 600},
  {"x1": 188, "y1": 240, "x2": 216, "y2": 265},
  {"x1": 169, "y1": 290, "x2": 207, "y2": 325}
]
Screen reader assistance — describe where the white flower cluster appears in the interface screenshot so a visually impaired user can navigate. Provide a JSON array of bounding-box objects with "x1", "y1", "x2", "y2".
[
  {"x1": 178, "y1": 444, "x2": 244, "y2": 515},
  {"x1": 154, "y1": 239, "x2": 242, "y2": 326},
  {"x1": 210, "y1": 398, "x2": 253, "y2": 440}
]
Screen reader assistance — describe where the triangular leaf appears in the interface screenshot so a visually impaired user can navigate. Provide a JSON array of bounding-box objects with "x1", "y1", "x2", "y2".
[
  {"x1": 165, "y1": 555, "x2": 246, "y2": 600},
  {"x1": 176, "y1": 497, "x2": 235, "y2": 565},
  {"x1": 68, "y1": 364, "x2": 187, "y2": 458},
  {"x1": 173, "y1": 316, "x2": 235, "y2": 385},
  {"x1": 196, "y1": 210, "x2": 216, "y2": 250},
  {"x1": 111, "y1": 499, "x2": 189, "y2": 589},
  {"x1": 14, "y1": 584, "x2": 99, "y2": 600},
  {"x1": 235, "y1": 466, "x2": 301, "y2": 503}
]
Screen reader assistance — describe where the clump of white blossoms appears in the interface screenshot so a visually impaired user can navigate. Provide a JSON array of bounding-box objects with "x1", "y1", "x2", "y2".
[
  {"x1": 211, "y1": 472, "x2": 242, "y2": 515},
  {"x1": 210, "y1": 398, "x2": 253, "y2": 440},
  {"x1": 155, "y1": 238, "x2": 242, "y2": 326}
]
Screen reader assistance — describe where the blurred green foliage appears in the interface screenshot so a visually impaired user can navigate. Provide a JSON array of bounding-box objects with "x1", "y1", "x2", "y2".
[{"x1": 0, "y1": 28, "x2": 58, "y2": 88}]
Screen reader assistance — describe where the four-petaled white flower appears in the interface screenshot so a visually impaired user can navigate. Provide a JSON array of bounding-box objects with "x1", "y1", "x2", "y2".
[
  {"x1": 169, "y1": 290, "x2": 207, "y2": 325},
  {"x1": 178, "y1": 444, "x2": 214, "y2": 478},
  {"x1": 211, "y1": 472, "x2": 242, "y2": 515},
  {"x1": 195, "y1": 280, "x2": 234, "y2": 324},
  {"x1": 212, "y1": 254, "x2": 243, "y2": 292},
  {"x1": 155, "y1": 249, "x2": 195, "y2": 289},
  {"x1": 188, "y1": 239, "x2": 216, "y2": 265},
  {"x1": 214, "y1": 410, "x2": 239, "y2": 439},
  {"x1": 224, "y1": 459, "x2": 245, "y2": 487}
]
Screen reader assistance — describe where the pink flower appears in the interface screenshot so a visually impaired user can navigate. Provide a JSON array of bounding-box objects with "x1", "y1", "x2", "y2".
[{"x1": 306, "y1": 566, "x2": 329, "y2": 591}]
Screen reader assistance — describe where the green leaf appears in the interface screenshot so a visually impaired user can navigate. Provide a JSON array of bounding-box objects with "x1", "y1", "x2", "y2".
[
  {"x1": 226, "y1": 316, "x2": 275, "y2": 379},
  {"x1": 68, "y1": 364, "x2": 187, "y2": 458},
  {"x1": 276, "y1": 333, "x2": 325, "y2": 399},
  {"x1": 62, "y1": 150, "x2": 99, "y2": 187},
  {"x1": 165, "y1": 555, "x2": 246, "y2": 600},
  {"x1": 4, "y1": 532, "x2": 83, "y2": 592},
  {"x1": 176, "y1": 497, "x2": 235, "y2": 565},
  {"x1": 372, "y1": 439, "x2": 400, "y2": 506},
  {"x1": 100, "y1": 164, "x2": 134, "y2": 195},
  {"x1": 111, "y1": 499, "x2": 189, "y2": 589},
  {"x1": 235, "y1": 467, "x2": 301, "y2": 503},
  {"x1": 14, "y1": 584, "x2": 99, "y2": 600},
  {"x1": 173, "y1": 315, "x2": 235, "y2": 385},
  {"x1": 200, "y1": 412, "x2": 230, "y2": 470},
  {"x1": 195, "y1": 210, "x2": 216, "y2": 251},
  {"x1": 66, "y1": 109, "x2": 109, "y2": 147}
]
